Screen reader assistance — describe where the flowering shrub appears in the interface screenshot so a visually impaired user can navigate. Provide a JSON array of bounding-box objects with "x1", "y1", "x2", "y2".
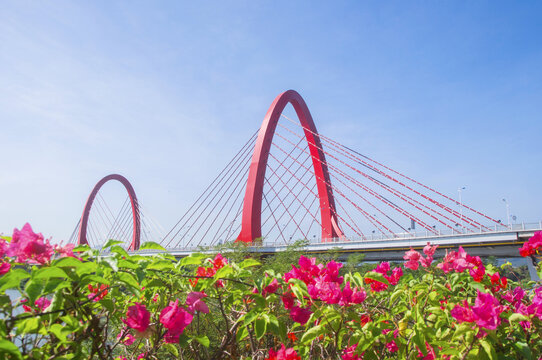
[{"x1": 0, "y1": 224, "x2": 541, "y2": 359}]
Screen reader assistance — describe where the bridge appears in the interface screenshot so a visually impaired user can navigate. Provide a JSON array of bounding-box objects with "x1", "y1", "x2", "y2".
[{"x1": 66, "y1": 89, "x2": 541, "y2": 278}]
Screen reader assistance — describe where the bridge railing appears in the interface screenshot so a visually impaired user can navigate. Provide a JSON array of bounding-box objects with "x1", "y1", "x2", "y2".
[
  {"x1": 255, "y1": 221, "x2": 542, "y2": 248},
  {"x1": 132, "y1": 221, "x2": 542, "y2": 254}
]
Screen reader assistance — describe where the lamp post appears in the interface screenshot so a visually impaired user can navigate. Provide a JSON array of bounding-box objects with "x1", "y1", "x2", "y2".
[{"x1": 502, "y1": 198, "x2": 511, "y2": 228}]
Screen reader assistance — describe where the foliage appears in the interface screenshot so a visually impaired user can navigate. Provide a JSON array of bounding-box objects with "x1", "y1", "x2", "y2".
[{"x1": 0, "y1": 224, "x2": 541, "y2": 359}]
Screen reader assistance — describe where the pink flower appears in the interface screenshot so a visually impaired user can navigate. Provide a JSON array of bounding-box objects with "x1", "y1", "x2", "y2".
[
  {"x1": 365, "y1": 262, "x2": 403, "y2": 291},
  {"x1": 186, "y1": 292, "x2": 209, "y2": 314},
  {"x1": 160, "y1": 299, "x2": 193, "y2": 341},
  {"x1": 308, "y1": 277, "x2": 341, "y2": 304},
  {"x1": 54, "y1": 243, "x2": 77, "y2": 258},
  {"x1": 0, "y1": 261, "x2": 11, "y2": 275},
  {"x1": 7, "y1": 223, "x2": 54, "y2": 265},
  {"x1": 263, "y1": 278, "x2": 280, "y2": 295},
  {"x1": 403, "y1": 249, "x2": 421, "y2": 269},
  {"x1": 437, "y1": 247, "x2": 480, "y2": 274},
  {"x1": 423, "y1": 243, "x2": 438, "y2": 257},
  {"x1": 289, "y1": 305, "x2": 312, "y2": 325},
  {"x1": 88, "y1": 284, "x2": 108, "y2": 302},
  {"x1": 137, "y1": 353, "x2": 147, "y2": 360},
  {"x1": 0, "y1": 237, "x2": 8, "y2": 257},
  {"x1": 342, "y1": 344, "x2": 363, "y2": 360},
  {"x1": 386, "y1": 340, "x2": 398, "y2": 353},
  {"x1": 451, "y1": 291, "x2": 503, "y2": 330},
  {"x1": 35, "y1": 297, "x2": 51, "y2": 311},
  {"x1": 265, "y1": 344, "x2": 300, "y2": 360},
  {"x1": 519, "y1": 232, "x2": 542, "y2": 257},
  {"x1": 123, "y1": 303, "x2": 150, "y2": 333},
  {"x1": 469, "y1": 265, "x2": 485, "y2": 282},
  {"x1": 281, "y1": 292, "x2": 295, "y2": 310},
  {"x1": 527, "y1": 287, "x2": 542, "y2": 321},
  {"x1": 116, "y1": 331, "x2": 135, "y2": 346}
]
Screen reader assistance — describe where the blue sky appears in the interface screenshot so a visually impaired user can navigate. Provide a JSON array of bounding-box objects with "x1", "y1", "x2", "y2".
[{"x1": 1, "y1": 1, "x2": 541, "y2": 242}]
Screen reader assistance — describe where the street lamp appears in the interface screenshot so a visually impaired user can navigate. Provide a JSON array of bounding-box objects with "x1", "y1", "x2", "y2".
[{"x1": 502, "y1": 198, "x2": 511, "y2": 228}]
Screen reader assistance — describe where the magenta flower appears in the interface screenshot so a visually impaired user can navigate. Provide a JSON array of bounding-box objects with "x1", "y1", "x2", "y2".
[
  {"x1": 403, "y1": 249, "x2": 421, "y2": 270},
  {"x1": 35, "y1": 297, "x2": 51, "y2": 312},
  {"x1": 423, "y1": 242, "x2": 438, "y2": 257},
  {"x1": 469, "y1": 265, "x2": 485, "y2": 282},
  {"x1": 160, "y1": 299, "x2": 193, "y2": 341},
  {"x1": 7, "y1": 223, "x2": 54, "y2": 265},
  {"x1": 281, "y1": 292, "x2": 295, "y2": 310},
  {"x1": 123, "y1": 303, "x2": 150, "y2": 333},
  {"x1": 266, "y1": 344, "x2": 300, "y2": 360},
  {"x1": 437, "y1": 246, "x2": 481, "y2": 274},
  {"x1": 451, "y1": 291, "x2": 503, "y2": 330},
  {"x1": 0, "y1": 261, "x2": 10, "y2": 276},
  {"x1": 289, "y1": 305, "x2": 312, "y2": 325},
  {"x1": 519, "y1": 231, "x2": 542, "y2": 257},
  {"x1": 54, "y1": 243, "x2": 77, "y2": 258},
  {"x1": 186, "y1": 292, "x2": 209, "y2": 314},
  {"x1": 385, "y1": 340, "x2": 398, "y2": 353},
  {"x1": 263, "y1": 278, "x2": 280, "y2": 295},
  {"x1": 342, "y1": 344, "x2": 363, "y2": 360},
  {"x1": 0, "y1": 237, "x2": 7, "y2": 257},
  {"x1": 116, "y1": 331, "x2": 135, "y2": 346}
]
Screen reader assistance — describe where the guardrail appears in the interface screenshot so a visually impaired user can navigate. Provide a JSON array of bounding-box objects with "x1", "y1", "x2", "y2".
[{"x1": 137, "y1": 222, "x2": 541, "y2": 254}]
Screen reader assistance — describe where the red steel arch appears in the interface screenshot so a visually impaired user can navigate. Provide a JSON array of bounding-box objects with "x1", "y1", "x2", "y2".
[
  {"x1": 237, "y1": 90, "x2": 344, "y2": 243},
  {"x1": 78, "y1": 174, "x2": 141, "y2": 250}
]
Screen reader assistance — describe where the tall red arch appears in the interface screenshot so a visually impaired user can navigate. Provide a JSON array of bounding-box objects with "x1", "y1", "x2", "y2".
[
  {"x1": 78, "y1": 174, "x2": 141, "y2": 251},
  {"x1": 237, "y1": 90, "x2": 344, "y2": 243}
]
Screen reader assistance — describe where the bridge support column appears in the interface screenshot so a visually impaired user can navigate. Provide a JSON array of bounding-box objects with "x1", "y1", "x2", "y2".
[{"x1": 526, "y1": 256, "x2": 540, "y2": 281}]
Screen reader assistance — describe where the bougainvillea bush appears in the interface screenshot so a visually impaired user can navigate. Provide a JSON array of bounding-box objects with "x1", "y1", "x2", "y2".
[{"x1": 0, "y1": 224, "x2": 541, "y2": 359}]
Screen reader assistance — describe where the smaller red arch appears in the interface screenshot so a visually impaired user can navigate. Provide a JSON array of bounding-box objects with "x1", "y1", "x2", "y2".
[{"x1": 77, "y1": 174, "x2": 141, "y2": 251}]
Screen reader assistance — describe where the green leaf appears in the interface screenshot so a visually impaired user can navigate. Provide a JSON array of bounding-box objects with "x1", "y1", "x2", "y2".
[
  {"x1": 236, "y1": 326, "x2": 249, "y2": 342},
  {"x1": 300, "y1": 325, "x2": 323, "y2": 344},
  {"x1": 239, "y1": 259, "x2": 261, "y2": 269},
  {"x1": 242, "y1": 310, "x2": 259, "y2": 326},
  {"x1": 364, "y1": 271, "x2": 389, "y2": 285},
  {"x1": 514, "y1": 342, "x2": 533, "y2": 360},
  {"x1": 54, "y1": 257, "x2": 84, "y2": 268},
  {"x1": 147, "y1": 260, "x2": 174, "y2": 271},
  {"x1": 33, "y1": 267, "x2": 68, "y2": 280},
  {"x1": 75, "y1": 262, "x2": 98, "y2": 276},
  {"x1": 117, "y1": 272, "x2": 139, "y2": 288},
  {"x1": 80, "y1": 274, "x2": 110, "y2": 286},
  {"x1": 468, "y1": 282, "x2": 486, "y2": 292},
  {"x1": 50, "y1": 324, "x2": 68, "y2": 342},
  {"x1": 0, "y1": 339, "x2": 22, "y2": 359},
  {"x1": 102, "y1": 239, "x2": 123, "y2": 249},
  {"x1": 16, "y1": 317, "x2": 39, "y2": 334},
  {"x1": 100, "y1": 257, "x2": 118, "y2": 272},
  {"x1": 25, "y1": 280, "x2": 44, "y2": 304},
  {"x1": 140, "y1": 242, "x2": 166, "y2": 251},
  {"x1": 453, "y1": 322, "x2": 473, "y2": 339},
  {"x1": 110, "y1": 246, "x2": 130, "y2": 258},
  {"x1": 254, "y1": 318, "x2": 267, "y2": 339},
  {"x1": 214, "y1": 266, "x2": 233, "y2": 279},
  {"x1": 163, "y1": 343, "x2": 179, "y2": 357},
  {"x1": 178, "y1": 333, "x2": 191, "y2": 347},
  {"x1": 508, "y1": 313, "x2": 529, "y2": 323},
  {"x1": 180, "y1": 253, "x2": 206, "y2": 266},
  {"x1": 194, "y1": 335, "x2": 210, "y2": 348},
  {"x1": 72, "y1": 244, "x2": 91, "y2": 252},
  {"x1": 118, "y1": 259, "x2": 139, "y2": 270},
  {"x1": 480, "y1": 340, "x2": 497, "y2": 360},
  {"x1": 0, "y1": 268, "x2": 30, "y2": 292}
]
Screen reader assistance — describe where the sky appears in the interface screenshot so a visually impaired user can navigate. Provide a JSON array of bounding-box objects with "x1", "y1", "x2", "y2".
[{"x1": 1, "y1": 1, "x2": 541, "y2": 243}]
